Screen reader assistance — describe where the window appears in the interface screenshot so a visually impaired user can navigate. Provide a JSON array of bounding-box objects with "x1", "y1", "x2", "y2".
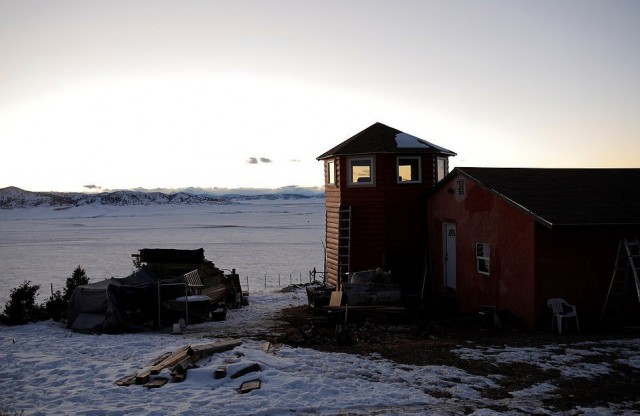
[
  {"x1": 397, "y1": 157, "x2": 421, "y2": 183},
  {"x1": 327, "y1": 160, "x2": 336, "y2": 185},
  {"x1": 436, "y1": 157, "x2": 448, "y2": 182},
  {"x1": 348, "y1": 157, "x2": 374, "y2": 185},
  {"x1": 476, "y1": 242, "x2": 490, "y2": 275},
  {"x1": 457, "y1": 179, "x2": 465, "y2": 195}
]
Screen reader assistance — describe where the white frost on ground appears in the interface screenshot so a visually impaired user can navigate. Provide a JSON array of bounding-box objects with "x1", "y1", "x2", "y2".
[
  {"x1": 454, "y1": 339, "x2": 640, "y2": 380},
  {"x1": 2, "y1": 288, "x2": 640, "y2": 415}
]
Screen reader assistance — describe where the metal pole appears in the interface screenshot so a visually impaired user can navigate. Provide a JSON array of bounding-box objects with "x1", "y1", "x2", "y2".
[
  {"x1": 184, "y1": 284, "x2": 189, "y2": 327},
  {"x1": 157, "y1": 281, "x2": 161, "y2": 329}
]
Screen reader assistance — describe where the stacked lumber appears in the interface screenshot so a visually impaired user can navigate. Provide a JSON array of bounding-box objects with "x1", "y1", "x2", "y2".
[{"x1": 116, "y1": 339, "x2": 242, "y2": 387}]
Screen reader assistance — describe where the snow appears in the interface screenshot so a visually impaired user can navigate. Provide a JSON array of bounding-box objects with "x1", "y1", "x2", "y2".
[
  {"x1": 395, "y1": 132, "x2": 430, "y2": 148},
  {"x1": 394, "y1": 133, "x2": 453, "y2": 154},
  {"x1": 2, "y1": 200, "x2": 640, "y2": 414},
  {"x1": 2, "y1": 287, "x2": 640, "y2": 414}
]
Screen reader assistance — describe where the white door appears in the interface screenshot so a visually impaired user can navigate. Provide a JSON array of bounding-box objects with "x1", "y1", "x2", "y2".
[{"x1": 443, "y1": 222, "x2": 457, "y2": 289}]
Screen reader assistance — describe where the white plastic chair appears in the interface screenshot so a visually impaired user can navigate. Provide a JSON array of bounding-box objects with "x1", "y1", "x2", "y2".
[{"x1": 547, "y1": 298, "x2": 579, "y2": 333}]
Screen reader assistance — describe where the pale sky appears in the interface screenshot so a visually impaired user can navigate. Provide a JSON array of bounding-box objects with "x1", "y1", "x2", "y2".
[{"x1": 1, "y1": 1, "x2": 639, "y2": 192}]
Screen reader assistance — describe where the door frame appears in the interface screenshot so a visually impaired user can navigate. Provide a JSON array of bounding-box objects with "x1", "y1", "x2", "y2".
[{"x1": 442, "y1": 222, "x2": 457, "y2": 289}]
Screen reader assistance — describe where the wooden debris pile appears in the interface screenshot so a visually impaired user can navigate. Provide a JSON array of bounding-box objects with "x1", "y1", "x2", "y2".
[{"x1": 116, "y1": 339, "x2": 243, "y2": 388}]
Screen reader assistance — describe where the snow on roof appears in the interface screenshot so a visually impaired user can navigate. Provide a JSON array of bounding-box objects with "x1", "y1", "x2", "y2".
[{"x1": 394, "y1": 132, "x2": 430, "y2": 148}]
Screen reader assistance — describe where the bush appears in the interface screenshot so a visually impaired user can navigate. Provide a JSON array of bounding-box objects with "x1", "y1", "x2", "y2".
[
  {"x1": 45, "y1": 290, "x2": 66, "y2": 322},
  {"x1": 0, "y1": 267, "x2": 91, "y2": 325},
  {"x1": 0, "y1": 280, "x2": 47, "y2": 325},
  {"x1": 63, "y1": 266, "x2": 90, "y2": 302}
]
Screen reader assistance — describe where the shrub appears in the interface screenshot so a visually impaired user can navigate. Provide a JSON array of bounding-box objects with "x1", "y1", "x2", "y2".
[
  {"x1": 0, "y1": 280, "x2": 46, "y2": 325},
  {"x1": 45, "y1": 290, "x2": 66, "y2": 322},
  {"x1": 63, "y1": 266, "x2": 90, "y2": 302}
]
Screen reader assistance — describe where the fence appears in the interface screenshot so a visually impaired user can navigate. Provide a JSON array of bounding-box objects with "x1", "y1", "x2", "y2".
[{"x1": 242, "y1": 268, "x2": 326, "y2": 292}]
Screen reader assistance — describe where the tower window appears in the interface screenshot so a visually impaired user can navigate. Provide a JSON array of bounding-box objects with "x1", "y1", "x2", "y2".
[
  {"x1": 327, "y1": 160, "x2": 336, "y2": 185},
  {"x1": 397, "y1": 157, "x2": 421, "y2": 183},
  {"x1": 348, "y1": 157, "x2": 374, "y2": 186},
  {"x1": 437, "y1": 157, "x2": 448, "y2": 182}
]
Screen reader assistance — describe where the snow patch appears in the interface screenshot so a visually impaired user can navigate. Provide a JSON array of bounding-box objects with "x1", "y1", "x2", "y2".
[{"x1": 395, "y1": 132, "x2": 430, "y2": 148}]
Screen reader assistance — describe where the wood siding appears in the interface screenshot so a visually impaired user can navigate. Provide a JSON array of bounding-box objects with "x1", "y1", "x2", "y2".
[{"x1": 323, "y1": 153, "x2": 444, "y2": 291}]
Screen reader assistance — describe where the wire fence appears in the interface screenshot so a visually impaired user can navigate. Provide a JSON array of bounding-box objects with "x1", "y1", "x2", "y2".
[{"x1": 242, "y1": 268, "x2": 326, "y2": 293}]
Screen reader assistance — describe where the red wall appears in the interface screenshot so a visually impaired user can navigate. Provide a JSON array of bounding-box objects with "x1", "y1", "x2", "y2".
[
  {"x1": 533, "y1": 225, "x2": 640, "y2": 328},
  {"x1": 428, "y1": 174, "x2": 538, "y2": 328},
  {"x1": 429, "y1": 174, "x2": 640, "y2": 329}
]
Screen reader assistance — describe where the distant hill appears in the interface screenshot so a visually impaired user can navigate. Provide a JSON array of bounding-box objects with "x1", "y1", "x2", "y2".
[{"x1": 0, "y1": 186, "x2": 324, "y2": 208}]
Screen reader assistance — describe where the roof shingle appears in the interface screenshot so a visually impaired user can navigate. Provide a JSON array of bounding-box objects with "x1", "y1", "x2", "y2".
[
  {"x1": 456, "y1": 167, "x2": 640, "y2": 227},
  {"x1": 317, "y1": 122, "x2": 456, "y2": 159}
]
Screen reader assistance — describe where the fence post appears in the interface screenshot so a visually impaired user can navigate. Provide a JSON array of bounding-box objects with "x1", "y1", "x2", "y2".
[{"x1": 246, "y1": 276, "x2": 249, "y2": 292}]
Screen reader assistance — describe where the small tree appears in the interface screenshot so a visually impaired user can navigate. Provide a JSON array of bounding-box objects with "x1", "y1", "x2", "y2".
[
  {"x1": 63, "y1": 266, "x2": 90, "y2": 302},
  {"x1": 45, "y1": 290, "x2": 66, "y2": 322},
  {"x1": 0, "y1": 280, "x2": 46, "y2": 325}
]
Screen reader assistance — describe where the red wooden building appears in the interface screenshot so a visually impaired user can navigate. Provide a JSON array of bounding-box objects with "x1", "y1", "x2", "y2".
[
  {"x1": 427, "y1": 167, "x2": 640, "y2": 329},
  {"x1": 317, "y1": 122, "x2": 456, "y2": 293}
]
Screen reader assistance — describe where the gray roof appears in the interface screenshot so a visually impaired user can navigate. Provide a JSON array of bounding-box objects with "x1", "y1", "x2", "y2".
[
  {"x1": 317, "y1": 122, "x2": 456, "y2": 160},
  {"x1": 454, "y1": 167, "x2": 640, "y2": 227}
]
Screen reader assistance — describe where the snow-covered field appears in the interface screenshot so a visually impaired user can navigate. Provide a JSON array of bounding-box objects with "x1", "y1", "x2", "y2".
[
  {"x1": 2, "y1": 200, "x2": 640, "y2": 414},
  {"x1": 0, "y1": 199, "x2": 325, "y2": 305}
]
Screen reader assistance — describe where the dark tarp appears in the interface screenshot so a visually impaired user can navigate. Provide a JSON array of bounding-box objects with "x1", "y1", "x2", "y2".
[{"x1": 67, "y1": 268, "x2": 161, "y2": 331}]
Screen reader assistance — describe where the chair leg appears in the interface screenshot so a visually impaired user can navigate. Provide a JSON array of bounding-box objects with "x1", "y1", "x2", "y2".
[{"x1": 557, "y1": 316, "x2": 563, "y2": 334}]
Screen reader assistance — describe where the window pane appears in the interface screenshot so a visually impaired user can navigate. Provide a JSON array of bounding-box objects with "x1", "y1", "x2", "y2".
[
  {"x1": 476, "y1": 242, "x2": 490, "y2": 275},
  {"x1": 327, "y1": 161, "x2": 335, "y2": 185},
  {"x1": 478, "y1": 259, "x2": 490, "y2": 274},
  {"x1": 398, "y1": 157, "x2": 420, "y2": 182},
  {"x1": 437, "y1": 158, "x2": 447, "y2": 182},
  {"x1": 351, "y1": 159, "x2": 372, "y2": 183}
]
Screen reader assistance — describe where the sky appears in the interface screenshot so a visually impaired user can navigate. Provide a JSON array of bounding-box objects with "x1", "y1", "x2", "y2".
[{"x1": 1, "y1": 1, "x2": 639, "y2": 192}]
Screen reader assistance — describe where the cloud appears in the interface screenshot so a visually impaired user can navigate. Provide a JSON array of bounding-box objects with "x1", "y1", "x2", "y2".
[
  {"x1": 246, "y1": 157, "x2": 272, "y2": 164},
  {"x1": 290, "y1": 159, "x2": 301, "y2": 163},
  {"x1": 83, "y1": 184, "x2": 102, "y2": 190}
]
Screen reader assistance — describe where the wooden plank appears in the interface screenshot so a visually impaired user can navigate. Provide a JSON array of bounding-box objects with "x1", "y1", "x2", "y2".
[
  {"x1": 329, "y1": 291, "x2": 344, "y2": 307},
  {"x1": 147, "y1": 351, "x2": 172, "y2": 367},
  {"x1": 230, "y1": 363, "x2": 262, "y2": 379},
  {"x1": 115, "y1": 374, "x2": 137, "y2": 387},
  {"x1": 150, "y1": 345, "x2": 192, "y2": 375},
  {"x1": 172, "y1": 357, "x2": 196, "y2": 374},
  {"x1": 189, "y1": 339, "x2": 243, "y2": 360},
  {"x1": 135, "y1": 369, "x2": 151, "y2": 385},
  {"x1": 214, "y1": 366, "x2": 227, "y2": 379},
  {"x1": 143, "y1": 377, "x2": 169, "y2": 388},
  {"x1": 239, "y1": 379, "x2": 261, "y2": 394},
  {"x1": 240, "y1": 378, "x2": 262, "y2": 392},
  {"x1": 132, "y1": 341, "x2": 241, "y2": 385}
]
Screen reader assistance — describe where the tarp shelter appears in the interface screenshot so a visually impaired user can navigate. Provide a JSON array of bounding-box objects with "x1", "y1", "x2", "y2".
[{"x1": 67, "y1": 268, "x2": 161, "y2": 331}]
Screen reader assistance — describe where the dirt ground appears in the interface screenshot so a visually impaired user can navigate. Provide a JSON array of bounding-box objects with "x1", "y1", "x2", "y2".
[{"x1": 265, "y1": 304, "x2": 640, "y2": 413}]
